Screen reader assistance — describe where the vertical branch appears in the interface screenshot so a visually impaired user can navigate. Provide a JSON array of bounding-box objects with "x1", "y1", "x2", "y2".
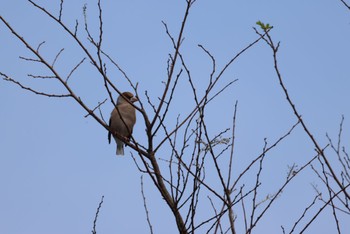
[
  {"x1": 317, "y1": 157, "x2": 341, "y2": 233},
  {"x1": 240, "y1": 189, "x2": 248, "y2": 233},
  {"x1": 300, "y1": 184, "x2": 350, "y2": 233},
  {"x1": 326, "y1": 116, "x2": 350, "y2": 183},
  {"x1": 255, "y1": 25, "x2": 350, "y2": 200},
  {"x1": 151, "y1": 0, "x2": 195, "y2": 129},
  {"x1": 247, "y1": 139, "x2": 267, "y2": 234},
  {"x1": 198, "y1": 104, "x2": 237, "y2": 233},
  {"x1": 227, "y1": 101, "x2": 238, "y2": 189},
  {"x1": 92, "y1": 195, "x2": 104, "y2": 234},
  {"x1": 208, "y1": 196, "x2": 224, "y2": 234},
  {"x1": 141, "y1": 176, "x2": 154, "y2": 234},
  {"x1": 224, "y1": 101, "x2": 239, "y2": 234},
  {"x1": 59, "y1": 0, "x2": 64, "y2": 21},
  {"x1": 148, "y1": 153, "x2": 188, "y2": 234}
]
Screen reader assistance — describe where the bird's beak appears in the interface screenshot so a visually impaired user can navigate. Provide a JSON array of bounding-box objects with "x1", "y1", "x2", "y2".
[{"x1": 131, "y1": 96, "x2": 138, "y2": 103}]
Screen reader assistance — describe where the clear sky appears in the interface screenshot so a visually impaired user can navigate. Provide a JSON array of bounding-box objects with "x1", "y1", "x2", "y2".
[{"x1": 1, "y1": 0, "x2": 350, "y2": 233}]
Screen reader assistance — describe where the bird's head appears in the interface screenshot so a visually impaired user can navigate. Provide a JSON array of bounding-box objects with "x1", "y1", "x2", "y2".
[{"x1": 117, "y1": 92, "x2": 138, "y2": 105}]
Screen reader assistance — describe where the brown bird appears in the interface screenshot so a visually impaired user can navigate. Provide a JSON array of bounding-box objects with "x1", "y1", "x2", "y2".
[{"x1": 108, "y1": 92, "x2": 138, "y2": 155}]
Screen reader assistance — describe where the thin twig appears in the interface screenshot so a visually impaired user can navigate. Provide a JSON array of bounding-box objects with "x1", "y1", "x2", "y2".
[
  {"x1": 289, "y1": 194, "x2": 320, "y2": 233},
  {"x1": 84, "y1": 99, "x2": 107, "y2": 118},
  {"x1": 92, "y1": 195, "x2": 104, "y2": 234},
  {"x1": 339, "y1": 0, "x2": 350, "y2": 10},
  {"x1": 256, "y1": 27, "x2": 350, "y2": 200},
  {"x1": 66, "y1": 57, "x2": 86, "y2": 82},
  {"x1": 141, "y1": 176, "x2": 154, "y2": 234},
  {"x1": 300, "y1": 184, "x2": 350, "y2": 233},
  {"x1": 59, "y1": 0, "x2": 64, "y2": 21},
  {"x1": 2, "y1": 74, "x2": 70, "y2": 98},
  {"x1": 52, "y1": 48, "x2": 64, "y2": 67},
  {"x1": 150, "y1": 0, "x2": 195, "y2": 130}
]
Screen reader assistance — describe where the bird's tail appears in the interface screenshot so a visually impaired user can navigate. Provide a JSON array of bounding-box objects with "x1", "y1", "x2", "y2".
[{"x1": 116, "y1": 139, "x2": 124, "y2": 156}]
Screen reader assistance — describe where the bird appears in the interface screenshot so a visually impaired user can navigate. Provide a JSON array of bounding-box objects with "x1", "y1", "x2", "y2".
[{"x1": 108, "y1": 92, "x2": 138, "y2": 155}]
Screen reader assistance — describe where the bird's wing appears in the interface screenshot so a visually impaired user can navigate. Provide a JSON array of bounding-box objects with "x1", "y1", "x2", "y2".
[{"x1": 108, "y1": 117, "x2": 112, "y2": 144}]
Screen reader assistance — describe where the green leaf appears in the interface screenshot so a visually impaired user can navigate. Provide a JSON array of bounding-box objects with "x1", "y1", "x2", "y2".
[{"x1": 256, "y1": 21, "x2": 273, "y2": 31}]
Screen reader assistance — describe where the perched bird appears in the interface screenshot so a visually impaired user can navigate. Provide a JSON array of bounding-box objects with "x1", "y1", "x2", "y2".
[{"x1": 108, "y1": 92, "x2": 138, "y2": 155}]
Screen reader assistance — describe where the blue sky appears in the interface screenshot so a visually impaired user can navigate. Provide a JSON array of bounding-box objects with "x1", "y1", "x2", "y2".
[{"x1": 1, "y1": 0, "x2": 350, "y2": 233}]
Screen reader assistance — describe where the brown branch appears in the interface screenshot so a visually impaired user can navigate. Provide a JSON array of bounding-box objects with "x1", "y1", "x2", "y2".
[
  {"x1": 149, "y1": 153, "x2": 188, "y2": 233},
  {"x1": 247, "y1": 149, "x2": 323, "y2": 233},
  {"x1": 84, "y1": 99, "x2": 107, "y2": 118},
  {"x1": 152, "y1": 106, "x2": 226, "y2": 204},
  {"x1": 26, "y1": 1, "x2": 132, "y2": 110},
  {"x1": 58, "y1": 0, "x2": 64, "y2": 21},
  {"x1": 92, "y1": 195, "x2": 104, "y2": 234},
  {"x1": 52, "y1": 48, "x2": 64, "y2": 67},
  {"x1": 197, "y1": 99, "x2": 236, "y2": 233},
  {"x1": 36, "y1": 41, "x2": 46, "y2": 52},
  {"x1": 247, "y1": 139, "x2": 268, "y2": 234},
  {"x1": 310, "y1": 163, "x2": 350, "y2": 214},
  {"x1": 155, "y1": 30, "x2": 267, "y2": 153},
  {"x1": 27, "y1": 74, "x2": 56, "y2": 79},
  {"x1": 232, "y1": 120, "x2": 300, "y2": 190},
  {"x1": 208, "y1": 196, "x2": 224, "y2": 234},
  {"x1": 66, "y1": 57, "x2": 86, "y2": 83},
  {"x1": 256, "y1": 27, "x2": 350, "y2": 200},
  {"x1": 83, "y1": 4, "x2": 96, "y2": 46},
  {"x1": 2, "y1": 8, "x2": 150, "y2": 158},
  {"x1": 19, "y1": 56, "x2": 40, "y2": 62},
  {"x1": 152, "y1": 69, "x2": 183, "y2": 138},
  {"x1": 140, "y1": 176, "x2": 154, "y2": 234},
  {"x1": 227, "y1": 101, "x2": 238, "y2": 190},
  {"x1": 240, "y1": 189, "x2": 248, "y2": 233},
  {"x1": 1, "y1": 6, "x2": 152, "y2": 163},
  {"x1": 318, "y1": 157, "x2": 342, "y2": 234},
  {"x1": 2, "y1": 74, "x2": 70, "y2": 98},
  {"x1": 300, "y1": 183, "x2": 350, "y2": 233},
  {"x1": 326, "y1": 116, "x2": 350, "y2": 183},
  {"x1": 150, "y1": 0, "x2": 195, "y2": 130},
  {"x1": 339, "y1": 0, "x2": 350, "y2": 10},
  {"x1": 101, "y1": 50, "x2": 137, "y2": 91},
  {"x1": 289, "y1": 194, "x2": 320, "y2": 233}
]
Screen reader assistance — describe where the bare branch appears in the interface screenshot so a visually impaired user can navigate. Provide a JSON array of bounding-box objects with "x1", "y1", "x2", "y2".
[
  {"x1": 37, "y1": 41, "x2": 46, "y2": 52},
  {"x1": 52, "y1": 48, "x2": 65, "y2": 67},
  {"x1": 227, "y1": 101, "x2": 238, "y2": 188},
  {"x1": 92, "y1": 195, "x2": 104, "y2": 234},
  {"x1": 208, "y1": 196, "x2": 224, "y2": 234},
  {"x1": 257, "y1": 26, "x2": 350, "y2": 200},
  {"x1": 59, "y1": 0, "x2": 64, "y2": 21},
  {"x1": 27, "y1": 74, "x2": 56, "y2": 79},
  {"x1": 66, "y1": 57, "x2": 86, "y2": 83},
  {"x1": 300, "y1": 184, "x2": 350, "y2": 233},
  {"x1": 19, "y1": 56, "x2": 40, "y2": 63},
  {"x1": 2, "y1": 74, "x2": 70, "y2": 98},
  {"x1": 151, "y1": 0, "x2": 196, "y2": 129},
  {"x1": 289, "y1": 194, "x2": 320, "y2": 233},
  {"x1": 3, "y1": 2, "x2": 348, "y2": 234},
  {"x1": 84, "y1": 98, "x2": 107, "y2": 118},
  {"x1": 74, "y1": 19, "x2": 79, "y2": 36},
  {"x1": 232, "y1": 120, "x2": 300, "y2": 189},
  {"x1": 83, "y1": 4, "x2": 96, "y2": 45},
  {"x1": 155, "y1": 30, "x2": 267, "y2": 152},
  {"x1": 0, "y1": 14, "x2": 110, "y2": 135},
  {"x1": 339, "y1": 0, "x2": 350, "y2": 10},
  {"x1": 141, "y1": 176, "x2": 154, "y2": 234}
]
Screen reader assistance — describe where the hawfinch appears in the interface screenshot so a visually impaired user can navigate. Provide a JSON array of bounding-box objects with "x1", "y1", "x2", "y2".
[{"x1": 108, "y1": 92, "x2": 138, "y2": 155}]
